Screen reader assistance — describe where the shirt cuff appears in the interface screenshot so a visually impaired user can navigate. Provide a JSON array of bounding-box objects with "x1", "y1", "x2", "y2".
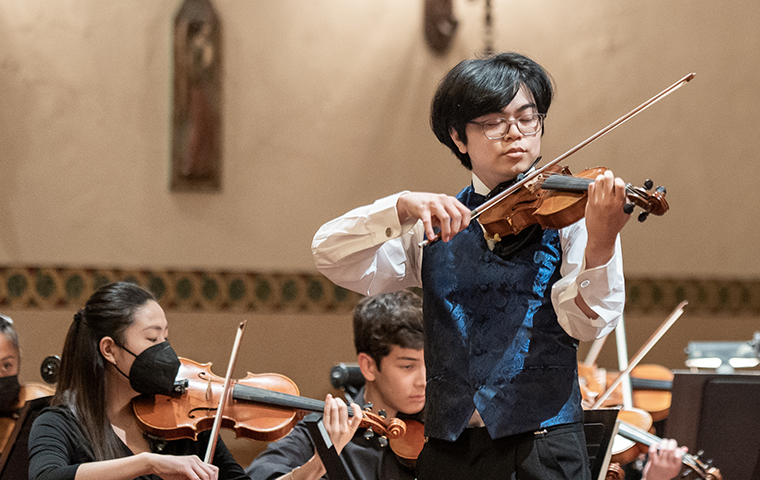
[
  {"x1": 367, "y1": 191, "x2": 413, "y2": 242},
  {"x1": 556, "y1": 255, "x2": 625, "y2": 341}
]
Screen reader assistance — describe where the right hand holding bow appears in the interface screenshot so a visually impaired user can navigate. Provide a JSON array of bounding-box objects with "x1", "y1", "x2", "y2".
[{"x1": 397, "y1": 192, "x2": 471, "y2": 243}]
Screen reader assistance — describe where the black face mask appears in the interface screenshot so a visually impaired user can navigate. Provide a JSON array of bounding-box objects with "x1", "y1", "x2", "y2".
[
  {"x1": 0, "y1": 375, "x2": 21, "y2": 414},
  {"x1": 114, "y1": 341, "x2": 181, "y2": 396}
]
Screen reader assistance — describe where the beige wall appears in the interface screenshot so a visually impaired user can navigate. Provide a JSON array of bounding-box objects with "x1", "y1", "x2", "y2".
[
  {"x1": 1, "y1": 0, "x2": 759, "y2": 275},
  {"x1": 2, "y1": 0, "x2": 760, "y2": 468}
]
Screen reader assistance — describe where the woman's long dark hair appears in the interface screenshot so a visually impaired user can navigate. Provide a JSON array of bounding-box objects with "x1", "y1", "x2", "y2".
[{"x1": 52, "y1": 282, "x2": 156, "y2": 461}]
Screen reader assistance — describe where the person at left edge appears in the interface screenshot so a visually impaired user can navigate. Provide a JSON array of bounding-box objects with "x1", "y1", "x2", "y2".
[
  {"x1": 0, "y1": 313, "x2": 22, "y2": 421},
  {"x1": 27, "y1": 281, "x2": 248, "y2": 480},
  {"x1": 1, "y1": 312, "x2": 55, "y2": 458}
]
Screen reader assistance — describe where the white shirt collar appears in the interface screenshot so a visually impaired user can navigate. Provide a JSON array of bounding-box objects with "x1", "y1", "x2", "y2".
[{"x1": 471, "y1": 173, "x2": 491, "y2": 196}]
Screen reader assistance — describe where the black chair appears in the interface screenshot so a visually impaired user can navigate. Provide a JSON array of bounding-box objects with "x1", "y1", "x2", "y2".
[{"x1": 0, "y1": 396, "x2": 51, "y2": 480}]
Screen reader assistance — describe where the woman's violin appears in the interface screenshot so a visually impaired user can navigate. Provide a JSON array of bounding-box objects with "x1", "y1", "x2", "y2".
[{"x1": 132, "y1": 357, "x2": 406, "y2": 443}]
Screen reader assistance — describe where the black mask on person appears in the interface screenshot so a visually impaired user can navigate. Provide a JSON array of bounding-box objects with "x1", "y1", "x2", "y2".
[
  {"x1": 0, "y1": 375, "x2": 21, "y2": 414},
  {"x1": 113, "y1": 341, "x2": 181, "y2": 396}
]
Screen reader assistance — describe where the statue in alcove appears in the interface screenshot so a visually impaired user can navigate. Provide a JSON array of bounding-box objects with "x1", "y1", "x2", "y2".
[{"x1": 171, "y1": 0, "x2": 221, "y2": 192}]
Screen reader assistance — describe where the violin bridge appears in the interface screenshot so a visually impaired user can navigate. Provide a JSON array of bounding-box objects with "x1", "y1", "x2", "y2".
[{"x1": 524, "y1": 175, "x2": 545, "y2": 193}]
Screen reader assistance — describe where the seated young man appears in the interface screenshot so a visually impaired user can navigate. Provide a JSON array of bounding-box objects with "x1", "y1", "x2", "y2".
[{"x1": 245, "y1": 291, "x2": 425, "y2": 480}]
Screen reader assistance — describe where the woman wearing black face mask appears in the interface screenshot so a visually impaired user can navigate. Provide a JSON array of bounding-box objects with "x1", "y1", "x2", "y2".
[
  {"x1": 0, "y1": 314, "x2": 22, "y2": 416},
  {"x1": 1, "y1": 314, "x2": 55, "y2": 456},
  {"x1": 27, "y1": 282, "x2": 247, "y2": 480},
  {"x1": 1, "y1": 314, "x2": 23, "y2": 454}
]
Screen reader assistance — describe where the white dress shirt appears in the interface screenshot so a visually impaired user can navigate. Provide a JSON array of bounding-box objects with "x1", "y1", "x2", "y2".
[{"x1": 312, "y1": 176, "x2": 625, "y2": 342}]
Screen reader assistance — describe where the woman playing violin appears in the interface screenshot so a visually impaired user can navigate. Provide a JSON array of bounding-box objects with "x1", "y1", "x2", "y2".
[
  {"x1": 27, "y1": 282, "x2": 247, "y2": 480},
  {"x1": 312, "y1": 52, "x2": 631, "y2": 479}
]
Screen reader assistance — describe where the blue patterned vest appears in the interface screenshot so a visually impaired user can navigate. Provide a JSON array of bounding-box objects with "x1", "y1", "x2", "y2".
[{"x1": 421, "y1": 185, "x2": 583, "y2": 441}]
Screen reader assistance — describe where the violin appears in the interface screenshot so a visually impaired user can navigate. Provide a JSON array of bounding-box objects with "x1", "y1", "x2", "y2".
[
  {"x1": 388, "y1": 418, "x2": 425, "y2": 462},
  {"x1": 132, "y1": 357, "x2": 406, "y2": 443},
  {"x1": 616, "y1": 420, "x2": 722, "y2": 480},
  {"x1": 477, "y1": 164, "x2": 669, "y2": 240},
  {"x1": 610, "y1": 407, "x2": 654, "y2": 465},
  {"x1": 579, "y1": 363, "x2": 673, "y2": 421}
]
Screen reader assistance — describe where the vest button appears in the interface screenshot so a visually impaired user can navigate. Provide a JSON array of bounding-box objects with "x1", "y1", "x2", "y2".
[{"x1": 479, "y1": 284, "x2": 488, "y2": 292}]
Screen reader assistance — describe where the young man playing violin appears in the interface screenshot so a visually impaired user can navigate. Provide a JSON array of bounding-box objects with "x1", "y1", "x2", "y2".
[
  {"x1": 312, "y1": 52, "x2": 631, "y2": 479},
  {"x1": 245, "y1": 291, "x2": 425, "y2": 480}
]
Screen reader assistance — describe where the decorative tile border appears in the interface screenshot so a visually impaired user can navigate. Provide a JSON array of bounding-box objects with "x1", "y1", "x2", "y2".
[
  {"x1": 1, "y1": 266, "x2": 758, "y2": 315},
  {"x1": 0, "y1": 266, "x2": 362, "y2": 313}
]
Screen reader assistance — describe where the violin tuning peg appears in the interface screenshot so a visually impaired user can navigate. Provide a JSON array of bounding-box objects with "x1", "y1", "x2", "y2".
[
  {"x1": 378, "y1": 409, "x2": 387, "y2": 419},
  {"x1": 644, "y1": 179, "x2": 654, "y2": 190},
  {"x1": 638, "y1": 211, "x2": 649, "y2": 223},
  {"x1": 363, "y1": 428, "x2": 375, "y2": 440},
  {"x1": 363, "y1": 403, "x2": 374, "y2": 411},
  {"x1": 378, "y1": 436, "x2": 388, "y2": 447},
  {"x1": 623, "y1": 203, "x2": 635, "y2": 215},
  {"x1": 656, "y1": 186, "x2": 666, "y2": 194}
]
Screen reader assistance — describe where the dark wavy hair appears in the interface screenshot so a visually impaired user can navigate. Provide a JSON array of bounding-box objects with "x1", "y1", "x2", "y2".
[
  {"x1": 431, "y1": 52, "x2": 554, "y2": 170},
  {"x1": 52, "y1": 282, "x2": 156, "y2": 461},
  {"x1": 353, "y1": 291, "x2": 423, "y2": 371}
]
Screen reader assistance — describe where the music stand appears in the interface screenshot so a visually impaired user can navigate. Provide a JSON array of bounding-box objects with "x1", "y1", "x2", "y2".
[
  {"x1": 583, "y1": 409, "x2": 620, "y2": 480},
  {"x1": 664, "y1": 370, "x2": 760, "y2": 480},
  {"x1": 304, "y1": 413, "x2": 355, "y2": 480},
  {"x1": 0, "y1": 396, "x2": 51, "y2": 480}
]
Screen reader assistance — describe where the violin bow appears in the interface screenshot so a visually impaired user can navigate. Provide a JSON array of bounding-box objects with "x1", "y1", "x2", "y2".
[
  {"x1": 419, "y1": 72, "x2": 696, "y2": 247},
  {"x1": 592, "y1": 301, "x2": 688, "y2": 409},
  {"x1": 204, "y1": 321, "x2": 247, "y2": 463}
]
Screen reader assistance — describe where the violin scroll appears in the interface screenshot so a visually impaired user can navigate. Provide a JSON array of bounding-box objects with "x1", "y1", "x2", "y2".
[
  {"x1": 622, "y1": 179, "x2": 669, "y2": 222},
  {"x1": 360, "y1": 406, "x2": 406, "y2": 441}
]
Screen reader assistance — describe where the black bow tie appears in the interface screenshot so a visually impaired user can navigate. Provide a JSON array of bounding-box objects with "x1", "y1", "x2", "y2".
[
  {"x1": 485, "y1": 156, "x2": 543, "y2": 200},
  {"x1": 486, "y1": 178, "x2": 519, "y2": 200}
]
